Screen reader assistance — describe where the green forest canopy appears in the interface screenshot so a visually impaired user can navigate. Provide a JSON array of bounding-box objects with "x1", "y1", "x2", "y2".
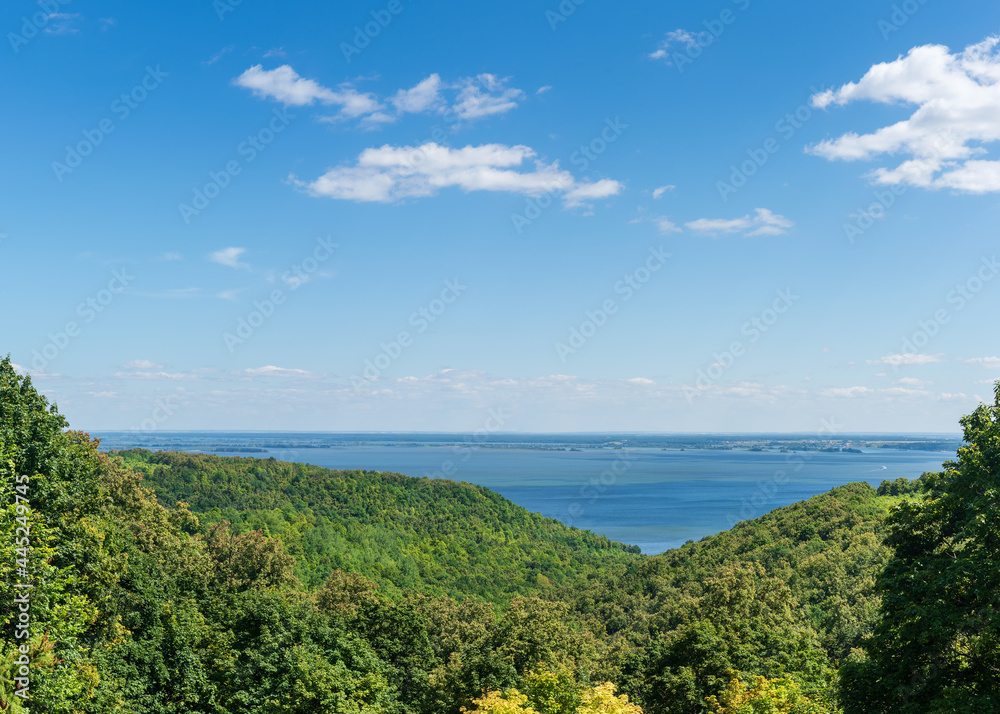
[{"x1": 1, "y1": 357, "x2": 997, "y2": 713}]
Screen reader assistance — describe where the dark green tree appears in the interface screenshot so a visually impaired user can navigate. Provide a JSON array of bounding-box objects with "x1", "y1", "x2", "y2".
[{"x1": 841, "y1": 384, "x2": 1000, "y2": 713}]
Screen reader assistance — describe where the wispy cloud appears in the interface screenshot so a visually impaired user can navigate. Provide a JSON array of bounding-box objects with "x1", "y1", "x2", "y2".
[
  {"x1": 868, "y1": 353, "x2": 946, "y2": 366},
  {"x1": 233, "y1": 67, "x2": 527, "y2": 127},
  {"x1": 966, "y1": 356, "x2": 1000, "y2": 369},
  {"x1": 451, "y1": 74, "x2": 525, "y2": 120},
  {"x1": 204, "y1": 45, "x2": 235, "y2": 65},
  {"x1": 209, "y1": 247, "x2": 250, "y2": 270},
  {"x1": 685, "y1": 208, "x2": 794, "y2": 236},
  {"x1": 240, "y1": 365, "x2": 319, "y2": 378},
  {"x1": 655, "y1": 217, "x2": 682, "y2": 234},
  {"x1": 44, "y1": 13, "x2": 83, "y2": 35},
  {"x1": 649, "y1": 30, "x2": 700, "y2": 60},
  {"x1": 123, "y1": 360, "x2": 164, "y2": 370}
]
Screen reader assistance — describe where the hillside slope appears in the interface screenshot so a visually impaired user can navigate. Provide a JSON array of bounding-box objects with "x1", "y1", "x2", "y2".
[
  {"x1": 115, "y1": 449, "x2": 641, "y2": 600},
  {"x1": 564, "y1": 480, "x2": 932, "y2": 660}
]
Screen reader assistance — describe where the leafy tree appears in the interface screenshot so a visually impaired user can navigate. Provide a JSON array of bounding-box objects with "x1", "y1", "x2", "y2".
[
  {"x1": 706, "y1": 675, "x2": 837, "y2": 714},
  {"x1": 461, "y1": 678, "x2": 642, "y2": 714},
  {"x1": 635, "y1": 563, "x2": 835, "y2": 714},
  {"x1": 841, "y1": 384, "x2": 1000, "y2": 713}
]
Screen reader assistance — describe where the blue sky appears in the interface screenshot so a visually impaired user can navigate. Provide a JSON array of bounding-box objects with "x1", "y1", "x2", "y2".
[{"x1": 3, "y1": 0, "x2": 999, "y2": 433}]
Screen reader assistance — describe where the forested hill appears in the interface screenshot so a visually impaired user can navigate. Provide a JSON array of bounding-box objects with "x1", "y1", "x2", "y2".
[
  {"x1": 114, "y1": 449, "x2": 641, "y2": 600},
  {"x1": 3, "y1": 356, "x2": 997, "y2": 713},
  {"x1": 563, "y1": 480, "x2": 919, "y2": 669}
]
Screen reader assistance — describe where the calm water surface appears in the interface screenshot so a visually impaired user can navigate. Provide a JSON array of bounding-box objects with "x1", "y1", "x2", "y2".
[{"x1": 179, "y1": 444, "x2": 949, "y2": 553}]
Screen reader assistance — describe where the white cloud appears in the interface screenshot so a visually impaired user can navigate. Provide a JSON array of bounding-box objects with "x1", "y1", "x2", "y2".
[
  {"x1": 627, "y1": 377, "x2": 655, "y2": 385},
  {"x1": 234, "y1": 68, "x2": 525, "y2": 127},
  {"x1": 652, "y1": 185, "x2": 675, "y2": 199},
  {"x1": 209, "y1": 247, "x2": 250, "y2": 270},
  {"x1": 317, "y1": 88, "x2": 383, "y2": 119},
  {"x1": 656, "y1": 217, "x2": 682, "y2": 234},
  {"x1": 939, "y1": 392, "x2": 969, "y2": 400},
  {"x1": 160, "y1": 252, "x2": 182, "y2": 261},
  {"x1": 649, "y1": 30, "x2": 701, "y2": 60},
  {"x1": 821, "y1": 386, "x2": 873, "y2": 398},
  {"x1": 234, "y1": 64, "x2": 382, "y2": 118},
  {"x1": 204, "y1": 46, "x2": 235, "y2": 65},
  {"x1": 869, "y1": 353, "x2": 946, "y2": 366},
  {"x1": 294, "y1": 142, "x2": 622, "y2": 207},
  {"x1": 881, "y1": 387, "x2": 929, "y2": 397},
  {"x1": 536, "y1": 85, "x2": 553, "y2": 95},
  {"x1": 263, "y1": 47, "x2": 286, "y2": 58},
  {"x1": 808, "y1": 37, "x2": 1000, "y2": 193},
  {"x1": 685, "y1": 207, "x2": 794, "y2": 236},
  {"x1": 44, "y1": 13, "x2": 82, "y2": 35},
  {"x1": 235, "y1": 64, "x2": 336, "y2": 105},
  {"x1": 241, "y1": 366, "x2": 317, "y2": 378},
  {"x1": 124, "y1": 360, "x2": 164, "y2": 370},
  {"x1": 114, "y1": 371, "x2": 191, "y2": 381},
  {"x1": 391, "y1": 74, "x2": 443, "y2": 114},
  {"x1": 966, "y1": 356, "x2": 1000, "y2": 369},
  {"x1": 897, "y1": 377, "x2": 930, "y2": 387},
  {"x1": 563, "y1": 179, "x2": 624, "y2": 208},
  {"x1": 452, "y1": 74, "x2": 525, "y2": 120}
]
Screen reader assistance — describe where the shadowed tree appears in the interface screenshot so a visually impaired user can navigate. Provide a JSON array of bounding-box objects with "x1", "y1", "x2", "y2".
[{"x1": 841, "y1": 383, "x2": 1000, "y2": 713}]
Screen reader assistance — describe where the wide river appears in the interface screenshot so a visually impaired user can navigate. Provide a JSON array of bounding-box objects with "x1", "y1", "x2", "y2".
[{"x1": 96, "y1": 434, "x2": 951, "y2": 554}]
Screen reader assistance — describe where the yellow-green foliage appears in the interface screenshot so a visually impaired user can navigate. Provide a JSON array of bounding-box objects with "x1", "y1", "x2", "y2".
[
  {"x1": 462, "y1": 678, "x2": 643, "y2": 714},
  {"x1": 706, "y1": 675, "x2": 839, "y2": 714}
]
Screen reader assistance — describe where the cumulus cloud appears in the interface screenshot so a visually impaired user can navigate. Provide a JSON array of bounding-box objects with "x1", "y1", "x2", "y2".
[
  {"x1": 235, "y1": 64, "x2": 337, "y2": 105},
  {"x1": 868, "y1": 353, "x2": 946, "y2": 366},
  {"x1": 294, "y1": 142, "x2": 622, "y2": 206},
  {"x1": 209, "y1": 247, "x2": 250, "y2": 270},
  {"x1": 685, "y1": 208, "x2": 794, "y2": 236},
  {"x1": 808, "y1": 37, "x2": 1000, "y2": 193},
  {"x1": 391, "y1": 74, "x2": 443, "y2": 114}
]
